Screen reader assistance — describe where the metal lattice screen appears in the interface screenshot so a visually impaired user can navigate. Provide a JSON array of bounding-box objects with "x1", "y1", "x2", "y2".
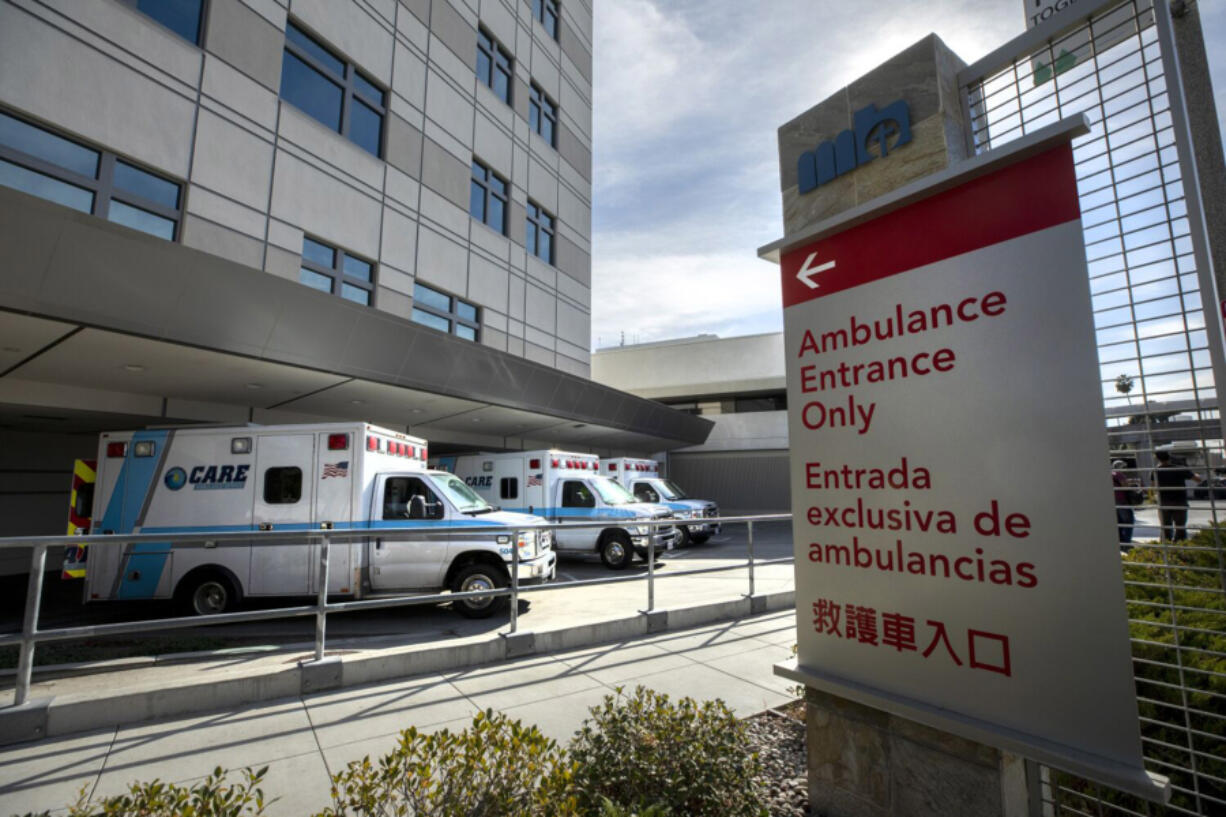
[{"x1": 961, "y1": 1, "x2": 1226, "y2": 814}]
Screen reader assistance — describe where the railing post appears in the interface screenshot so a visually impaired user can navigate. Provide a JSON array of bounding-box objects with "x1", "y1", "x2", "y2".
[
  {"x1": 747, "y1": 519, "x2": 756, "y2": 598},
  {"x1": 509, "y1": 529, "x2": 520, "y2": 634},
  {"x1": 314, "y1": 534, "x2": 330, "y2": 662},
  {"x1": 14, "y1": 544, "x2": 48, "y2": 707},
  {"x1": 647, "y1": 524, "x2": 656, "y2": 612}
]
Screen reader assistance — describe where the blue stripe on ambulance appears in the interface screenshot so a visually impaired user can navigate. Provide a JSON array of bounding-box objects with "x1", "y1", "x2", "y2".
[
  {"x1": 502, "y1": 507, "x2": 642, "y2": 518},
  {"x1": 98, "y1": 430, "x2": 171, "y2": 599}
]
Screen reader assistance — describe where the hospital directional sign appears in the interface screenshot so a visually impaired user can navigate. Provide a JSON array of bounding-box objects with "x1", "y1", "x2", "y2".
[{"x1": 772, "y1": 118, "x2": 1162, "y2": 799}]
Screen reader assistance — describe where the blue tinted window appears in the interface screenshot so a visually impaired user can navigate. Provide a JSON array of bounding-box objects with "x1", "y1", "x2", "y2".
[
  {"x1": 477, "y1": 29, "x2": 512, "y2": 104},
  {"x1": 487, "y1": 197, "x2": 504, "y2": 232},
  {"x1": 476, "y1": 50, "x2": 492, "y2": 88},
  {"x1": 285, "y1": 23, "x2": 345, "y2": 77},
  {"x1": 108, "y1": 200, "x2": 176, "y2": 240},
  {"x1": 414, "y1": 283, "x2": 452, "y2": 312},
  {"x1": 303, "y1": 237, "x2": 335, "y2": 267},
  {"x1": 341, "y1": 282, "x2": 370, "y2": 305},
  {"x1": 456, "y1": 301, "x2": 478, "y2": 322},
  {"x1": 300, "y1": 268, "x2": 333, "y2": 293},
  {"x1": 353, "y1": 72, "x2": 384, "y2": 106},
  {"x1": 349, "y1": 99, "x2": 382, "y2": 157},
  {"x1": 525, "y1": 220, "x2": 537, "y2": 255},
  {"x1": 470, "y1": 180, "x2": 486, "y2": 222},
  {"x1": 455, "y1": 324, "x2": 477, "y2": 342},
  {"x1": 281, "y1": 51, "x2": 343, "y2": 131},
  {"x1": 529, "y1": 101, "x2": 539, "y2": 134},
  {"x1": 137, "y1": 0, "x2": 203, "y2": 44},
  {"x1": 0, "y1": 159, "x2": 94, "y2": 212},
  {"x1": 493, "y1": 65, "x2": 510, "y2": 104},
  {"x1": 343, "y1": 254, "x2": 372, "y2": 282},
  {"x1": 538, "y1": 231, "x2": 551, "y2": 263},
  {"x1": 0, "y1": 111, "x2": 98, "y2": 178},
  {"x1": 114, "y1": 160, "x2": 180, "y2": 209},
  {"x1": 411, "y1": 308, "x2": 450, "y2": 333}
]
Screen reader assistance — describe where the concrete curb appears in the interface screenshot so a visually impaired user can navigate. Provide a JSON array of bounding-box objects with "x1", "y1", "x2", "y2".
[{"x1": 0, "y1": 591, "x2": 794, "y2": 745}]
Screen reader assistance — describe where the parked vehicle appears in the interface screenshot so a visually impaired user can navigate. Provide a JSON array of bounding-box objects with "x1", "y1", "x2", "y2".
[
  {"x1": 601, "y1": 457, "x2": 720, "y2": 546},
  {"x1": 71, "y1": 423, "x2": 554, "y2": 618},
  {"x1": 436, "y1": 450, "x2": 678, "y2": 570}
]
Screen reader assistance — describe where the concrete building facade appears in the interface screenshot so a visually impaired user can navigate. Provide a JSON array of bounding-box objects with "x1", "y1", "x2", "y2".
[{"x1": 0, "y1": 0, "x2": 712, "y2": 554}]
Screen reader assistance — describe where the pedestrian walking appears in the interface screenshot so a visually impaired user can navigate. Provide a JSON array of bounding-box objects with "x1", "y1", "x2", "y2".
[
  {"x1": 1111, "y1": 459, "x2": 1135, "y2": 546},
  {"x1": 1152, "y1": 450, "x2": 1203, "y2": 542}
]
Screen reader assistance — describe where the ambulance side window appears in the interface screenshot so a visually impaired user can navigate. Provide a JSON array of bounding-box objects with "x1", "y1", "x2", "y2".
[
  {"x1": 264, "y1": 467, "x2": 302, "y2": 504},
  {"x1": 562, "y1": 480, "x2": 594, "y2": 508},
  {"x1": 632, "y1": 482, "x2": 659, "y2": 503},
  {"x1": 500, "y1": 478, "x2": 518, "y2": 500},
  {"x1": 383, "y1": 477, "x2": 443, "y2": 520}
]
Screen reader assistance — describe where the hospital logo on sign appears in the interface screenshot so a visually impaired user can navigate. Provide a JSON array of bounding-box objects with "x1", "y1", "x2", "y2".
[{"x1": 164, "y1": 467, "x2": 188, "y2": 491}]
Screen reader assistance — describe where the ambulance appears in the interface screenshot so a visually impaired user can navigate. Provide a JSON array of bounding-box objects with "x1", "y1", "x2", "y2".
[
  {"x1": 436, "y1": 450, "x2": 678, "y2": 569},
  {"x1": 601, "y1": 458, "x2": 720, "y2": 546},
  {"x1": 75, "y1": 422, "x2": 555, "y2": 618}
]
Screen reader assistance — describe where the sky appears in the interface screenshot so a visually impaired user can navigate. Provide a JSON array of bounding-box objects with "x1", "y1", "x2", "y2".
[{"x1": 588, "y1": 0, "x2": 1226, "y2": 350}]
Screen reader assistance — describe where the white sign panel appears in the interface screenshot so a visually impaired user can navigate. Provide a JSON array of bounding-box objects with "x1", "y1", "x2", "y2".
[{"x1": 777, "y1": 137, "x2": 1154, "y2": 793}]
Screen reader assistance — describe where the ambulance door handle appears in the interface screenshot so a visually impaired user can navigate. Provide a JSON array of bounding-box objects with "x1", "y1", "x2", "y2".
[
  {"x1": 375, "y1": 538, "x2": 383, "y2": 550},
  {"x1": 258, "y1": 523, "x2": 273, "y2": 531}
]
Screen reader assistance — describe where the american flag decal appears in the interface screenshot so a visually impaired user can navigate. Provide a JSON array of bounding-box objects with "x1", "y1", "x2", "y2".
[
  {"x1": 527, "y1": 473, "x2": 543, "y2": 487},
  {"x1": 322, "y1": 461, "x2": 349, "y2": 478}
]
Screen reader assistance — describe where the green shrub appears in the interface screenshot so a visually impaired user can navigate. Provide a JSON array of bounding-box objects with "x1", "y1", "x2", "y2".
[
  {"x1": 14, "y1": 766, "x2": 270, "y2": 817},
  {"x1": 567, "y1": 686, "x2": 767, "y2": 817},
  {"x1": 593, "y1": 798, "x2": 672, "y2": 816},
  {"x1": 316, "y1": 709, "x2": 579, "y2": 817}
]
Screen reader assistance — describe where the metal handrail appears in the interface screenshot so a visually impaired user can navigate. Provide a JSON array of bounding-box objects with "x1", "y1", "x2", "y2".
[{"x1": 2, "y1": 513, "x2": 794, "y2": 707}]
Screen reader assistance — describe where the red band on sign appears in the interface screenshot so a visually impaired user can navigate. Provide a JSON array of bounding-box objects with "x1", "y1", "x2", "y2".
[{"x1": 781, "y1": 144, "x2": 1082, "y2": 308}]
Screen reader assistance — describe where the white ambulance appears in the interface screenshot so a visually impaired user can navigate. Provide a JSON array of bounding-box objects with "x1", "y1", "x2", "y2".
[
  {"x1": 77, "y1": 422, "x2": 555, "y2": 618},
  {"x1": 601, "y1": 458, "x2": 720, "y2": 546},
  {"x1": 436, "y1": 451, "x2": 678, "y2": 569}
]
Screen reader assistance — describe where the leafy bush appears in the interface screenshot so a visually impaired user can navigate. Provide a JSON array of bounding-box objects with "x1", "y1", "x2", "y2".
[
  {"x1": 15, "y1": 766, "x2": 270, "y2": 817},
  {"x1": 316, "y1": 709, "x2": 579, "y2": 817},
  {"x1": 567, "y1": 686, "x2": 767, "y2": 817}
]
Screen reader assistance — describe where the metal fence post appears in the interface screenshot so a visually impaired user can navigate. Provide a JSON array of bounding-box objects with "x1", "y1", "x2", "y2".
[
  {"x1": 314, "y1": 534, "x2": 330, "y2": 662},
  {"x1": 747, "y1": 520, "x2": 756, "y2": 598},
  {"x1": 647, "y1": 526, "x2": 656, "y2": 612},
  {"x1": 14, "y1": 544, "x2": 48, "y2": 707},
  {"x1": 509, "y1": 529, "x2": 520, "y2": 634}
]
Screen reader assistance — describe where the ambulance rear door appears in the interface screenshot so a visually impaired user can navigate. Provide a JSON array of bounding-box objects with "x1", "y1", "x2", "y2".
[{"x1": 250, "y1": 433, "x2": 315, "y2": 595}]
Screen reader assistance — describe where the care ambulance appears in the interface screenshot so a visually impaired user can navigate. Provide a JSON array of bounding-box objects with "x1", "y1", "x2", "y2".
[
  {"x1": 601, "y1": 458, "x2": 720, "y2": 546},
  {"x1": 74, "y1": 422, "x2": 555, "y2": 618},
  {"x1": 436, "y1": 451, "x2": 678, "y2": 569}
]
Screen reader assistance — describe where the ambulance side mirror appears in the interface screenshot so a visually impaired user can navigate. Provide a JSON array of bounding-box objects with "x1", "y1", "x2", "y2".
[{"x1": 408, "y1": 495, "x2": 427, "y2": 519}]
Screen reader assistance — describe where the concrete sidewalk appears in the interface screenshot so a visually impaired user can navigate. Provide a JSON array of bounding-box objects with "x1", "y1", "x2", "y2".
[{"x1": 0, "y1": 610, "x2": 798, "y2": 816}]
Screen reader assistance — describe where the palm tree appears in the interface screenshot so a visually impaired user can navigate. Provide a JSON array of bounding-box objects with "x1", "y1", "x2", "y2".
[{"x1": 1115, "y1": 373, "x2": 1135, "y2": 405}]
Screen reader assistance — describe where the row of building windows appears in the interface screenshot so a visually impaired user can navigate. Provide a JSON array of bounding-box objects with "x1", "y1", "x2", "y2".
[
  {"x1": 477, "y1": 28, "x2": 560, "y2": 148},
  {"x1": 470, "y1": 159, "x2": 555, "y2": 264}
]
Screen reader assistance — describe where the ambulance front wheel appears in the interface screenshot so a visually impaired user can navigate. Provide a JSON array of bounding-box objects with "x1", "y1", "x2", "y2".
[
  {"x1": 600, "y1": 531, "x2": 633, "y2": 570},
  {"x1": 451, "y1": 563, "x2": 508, "y2": 618},
  {"x1": 676, "y1": 526, "x2": 693, "y2": 548},
  {"x1": 177, "y1": 569, "x2": 241, "y2": 616}
]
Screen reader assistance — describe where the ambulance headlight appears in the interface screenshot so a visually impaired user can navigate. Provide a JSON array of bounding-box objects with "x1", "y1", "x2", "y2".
[
  {"x1": 516, "y1": 530, "x2": 538, "y2": 558},
  {"x1": 676, "y1": 510, "x2": 694, "y2": 520},
  {"x1": 633, "y1": 524, "x2": 650, "y2": 536}
]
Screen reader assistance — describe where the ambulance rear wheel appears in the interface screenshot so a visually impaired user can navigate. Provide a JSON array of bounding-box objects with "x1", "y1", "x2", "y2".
[
  {"x1": 600, "y1": 532, "x2": 633, "y2": 570},
  {"x1": 178, "y1": 571, "x2": 240, "y2": 616},
  {"x1": 451, "y1": 563, "x2": 508, "y2": 618}
]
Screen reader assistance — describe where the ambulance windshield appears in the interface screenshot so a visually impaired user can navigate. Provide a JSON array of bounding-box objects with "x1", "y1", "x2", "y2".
[
  {"x1": 428, "y1": 473, "x2": 493, "y2": 514},
  {"x1": 590, "y1": 476, "x2": 638, "y2": 506},
  {"x1": 659, "y1": 480, "x2": 688, "y2": 500}
]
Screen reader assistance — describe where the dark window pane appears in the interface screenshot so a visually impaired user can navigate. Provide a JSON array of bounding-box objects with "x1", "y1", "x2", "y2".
[
  {"x1": 476, "y1": 50, "x2": 492, "y2": 86},
  {"x1": 0, "y1": 112, "x2": 99, "y2": 178},
  {"x1": 533, "y1": 0, "x2": 542, "y2": 19},
  {"x1": 525, "y1": 221, "x2": 537, "y2": 255},
  {"x1": 529, "y1": 100, "x2": 539, "y2": 133},
  {"x1": 302, "y1": 237, "x2": 335, "y2": 268},
  {"x1": 353, "y1": 72, "x2": 385, "y2": 107},
  {"x1": 478, "y1": 30, "x2": 492, "y2": 51},
  {"x1": 545, "y1": 8, "x2": 557, "y2": 38},
  {"x1": 414, "y1": 283, "x2": 451, "y2": 312},
  {"x1": 455, "y1": 324, "x2": 477, "y2": 342},
  {"x1": 541, "y1": 117, "x2": 554, "y2": 146},
  {"x1": 0, "y1": 159, "x2": 94, "y2": 212},
  {"x1": 108, "y1": 200, "x2": 176, "y2": 240},
  {"x1": 300, "y1": 267, "x2": 334, "y2": 293},
  {"x1": 264, "y1": 467, "x2": 302, "y2": 503},
  {"x1": 456, "y1": 301, "x2": 478, "y2": 322},
  {"x1": 349, "y1": 99, "x2": 383, "y2": 156},
  {"x1": 538, "y1": 231, "x2": 551, "y2": 263},
  {"x1": 281, "y1": 50, "x2": 343, "y2": 131},
  {"x1": 113, "y1": 161, "x2": 179, "y2": 209},
  {"x1": 469, "y1": 180, "x2": 486, "y2": 221},
  {"x1": 137, "y1": 0, "x2": 203, "y2": 44},
  {"x1": 471, "y1": 161, "x2": 487, "y2": 181},
  {"x1": 411, "y1": 307, "x2": 450, "y2": 333},
  {"x1": 285, "y1": 23, "x2": 345, "y2": 78},
  {"x1": 341, "y1": 283, "x2": 370, "y2": 305},
  {"x1": 540, "y1": 210, "x2": 553, "y2": 229},
  {"x1": 487, "y1": 196, "x2": 504, "y2": 232},
  {"x1": 493, "y1": 66, "x2": 510, "y2": 103},
  {"x1": 489, "y1": 174, "x2": 506, "y2": 197},
  {"x1": 526, "y1": 201, "x2": 538, "y2": 218},
  {"x1": 343, "y1": 254, "x2": 372, "y2": 282}
]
